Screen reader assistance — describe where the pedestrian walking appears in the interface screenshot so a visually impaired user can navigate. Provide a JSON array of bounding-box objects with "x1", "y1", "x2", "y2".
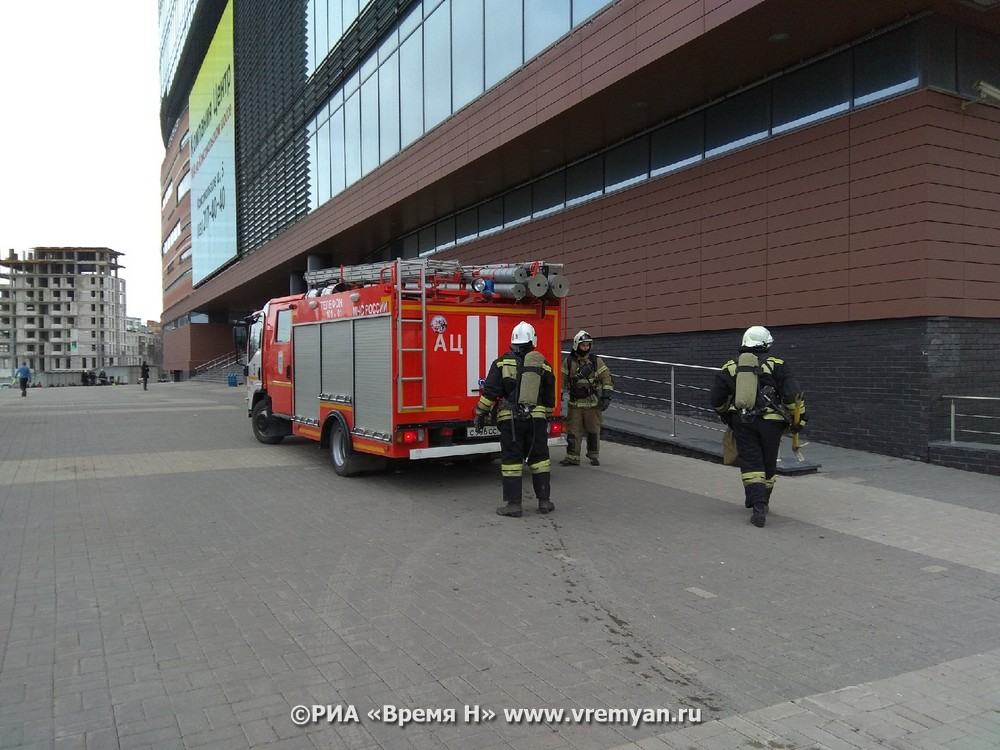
[
  {"x1": 710, "y1": 326, "x2": 806, "y2": 527},
  {"x1": 560, "y1": 331, "x2": 613, "y2": 466},
  {"x1": 141, "y1": 361, "x2": 150, "y2": 390},
  {"x1": 16, "y1": 362, "x2": 31, "y2": 397},
  {"x1": 473, "y1": 321, "x2": 556, "y2": 518}
]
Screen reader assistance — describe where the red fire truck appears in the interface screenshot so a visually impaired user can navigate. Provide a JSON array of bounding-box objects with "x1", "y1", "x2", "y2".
[{"x1": 238, "y1": 258, "x2": 568, "y2": 476}]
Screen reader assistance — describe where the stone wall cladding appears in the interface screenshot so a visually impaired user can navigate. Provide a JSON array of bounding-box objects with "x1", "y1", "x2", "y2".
[{"x1": 582, "y1": 317, "x2": 1000, "y2": 462}]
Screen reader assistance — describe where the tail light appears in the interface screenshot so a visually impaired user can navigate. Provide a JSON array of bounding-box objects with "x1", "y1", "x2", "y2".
[{"x1": 396, "y1": 428, "x2": 425, "y2": 444}]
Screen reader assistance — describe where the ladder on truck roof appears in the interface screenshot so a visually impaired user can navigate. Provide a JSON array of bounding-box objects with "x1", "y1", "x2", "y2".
[
  {"x1": 303, "y1": 258, "x2": 568, "y2": 412},
  {"x1": 302, "y1": 258, "x2": 566, "y2": 292},
  {"x1": 302, "y1": 258, "x2": 464, "y2": 289}
]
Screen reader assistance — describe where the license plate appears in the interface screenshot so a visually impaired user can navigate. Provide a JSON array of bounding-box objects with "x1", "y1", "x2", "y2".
[{"x1": 466, "y1": 425, "x2": 501, "y2": 438}]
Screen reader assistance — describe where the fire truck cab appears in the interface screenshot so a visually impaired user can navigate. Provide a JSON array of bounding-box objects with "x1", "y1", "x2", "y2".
[{"x1": 238, "y1": 258, "x2": 568, "y2": 476}]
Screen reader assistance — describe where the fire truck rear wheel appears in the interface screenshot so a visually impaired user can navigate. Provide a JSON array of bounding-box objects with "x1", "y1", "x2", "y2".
[
  {"x1": 251, "y1": 400, "x2": 284, "y2": 445},
  {"x1": 330, "y1": 421, "x2": 361, "y2": 476},
  {"x1": 330, "y1": 421, "x2": 388, "y2": 476}
]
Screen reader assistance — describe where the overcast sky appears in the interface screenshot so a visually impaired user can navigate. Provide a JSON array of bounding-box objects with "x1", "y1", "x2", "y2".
[{"x1": 0, "y1": 1, "x2": 164, "y2": 323}]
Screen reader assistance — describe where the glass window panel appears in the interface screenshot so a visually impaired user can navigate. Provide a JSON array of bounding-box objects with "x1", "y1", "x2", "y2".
[
  {"x1": 650, "y1": 112, "x2": 703, "y2": 176},
  {"x1": 360, "y1": 51, "x2": 377, "y2": 82},
  {"x1": 379, "y1": 51, "x2": 400, "y2": 162},
  {"x1": 772, "y1": 52, "x2": 850, "y2": 135},
  {"x1": 343, "y1": 0, "x2": 359, "y2": 31},
  {"x1": 565, "y1": 155, "x2": 603, "y2": 206},
  {"x1": 533, "y1": 171, "x2": 565, "y2": 217},
  {"x1": 425, "y1": 0, "x2": 445, "y2": 15},
  {"x1": 525, "y1": 0, "x2": 571, "y2": 61},
  {"x1": 854, "y1": 24, "x2": 920, "y2": 106},
  {"x1": 485, "y1": 0, "x2": 522, "y2": 88},
  {"x1": 504, "y1": 185, "x2": 532, "y2": 227},
  {"x1": 705, "y1": 86, "x2": 769, "y2": 158},
  {"x1": 327, "y1": 0, "x2": 343, "y2": 51},
  {"x1": 276, "y1": 310, "x2": 292, "y2": 342},
  {"x1": 379, "y1": 27, "x2": 399, "y2": 62},
  {"x1": 317, "y1": 119, "x2": 332, "y2": 205},
  {"x1": 177, "y1": 171, "x2": 190, "y2": 200},
  {"x1": 344, "y1": 91, "x2": 362, "y2": 185},
  {"x1": 329, "y1": 104, "x2": 346, "y2": 195},
  {"x1": 605, "y1": 137, "x2": 649, "y2": 192},
  {"x1": 957, "y1": 25, "x2": 1000, "y2": 99},
  {"x1": 572, "y1": 0, "x2": 608, "y2": 26},
  {"x1": 452, "y1": 0, "x2": 484, "y2": 110},
  {"x1": 456, "y1": 207, "x2": 478, "y2": 242},
  {"x1": 436, "y1": 216, "x2": 456, "y2": 249},
  {"x1": 399, "y1": 29, "x2": 424, "y2": 147},
  {"x1": 361, "y1": 73, "x2": 379, "y2": 175},
  {"x1": 418, "y1": 226, "x2": 436, "y2": 256},
  {"x1": 479, "y1": 198, "x2": 504, "y2": 235},
  {"x1": 399, "y1": 3, "x2": 421, "y2": 39},
  {"x1": 344, "y1": 69, "x2": 360, "y2": 97},
  {"x1": 424, "y1": 0, "x2": 452, "y2": 130},
  {"x1": 402, "y1": 233, "x2": 419, "y2": 258},
  {"x1": 377, "y1": 241, "x2": 397, "y2": 262}
]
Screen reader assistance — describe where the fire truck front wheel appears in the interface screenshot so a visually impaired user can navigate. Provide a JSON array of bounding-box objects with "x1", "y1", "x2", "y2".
[{"x1": 251, "y1": 400, "x2": 285, "y2": 445}]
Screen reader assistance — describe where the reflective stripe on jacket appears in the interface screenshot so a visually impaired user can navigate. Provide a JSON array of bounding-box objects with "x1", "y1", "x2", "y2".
[
  {"x1": 561, "y1": 353, "x2": 613, "y2": 408},
  {"x1": 709, "y1": 354, "x2": 806, "y2": 423}
]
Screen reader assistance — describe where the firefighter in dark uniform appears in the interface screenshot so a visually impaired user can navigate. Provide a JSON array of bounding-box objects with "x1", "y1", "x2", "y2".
[
  {"x1": 560, "y1": 331, "x2": 614, "y2": 466},
  {"x1": 474, "y1": 321, "x2": 556, "y2": 517},
  {"x1": 710, "y1": 326, "x2": 806, "y2": 527}
]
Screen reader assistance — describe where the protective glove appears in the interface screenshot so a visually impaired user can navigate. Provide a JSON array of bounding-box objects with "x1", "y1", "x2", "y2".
[
  {"x1": 473, "y1": 412, "x2": 486, "y2": 431},
  {"x1": 598, "y1": 396, "x2": 611, "y2": 412},
  {"x1": 789, "y1": 421, "x2": 805, "y2": 434}
]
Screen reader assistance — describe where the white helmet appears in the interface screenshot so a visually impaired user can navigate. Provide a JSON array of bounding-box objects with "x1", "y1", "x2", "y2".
[
  {"x1": 742, "y1": 325, "x2": 773, "y2": 350},
  {"x1": 511, "y1": 321, "x2": 537, "y2": 347},
  {"x1": 572, "y1": 330, "x2": 593, "y2": 351}
]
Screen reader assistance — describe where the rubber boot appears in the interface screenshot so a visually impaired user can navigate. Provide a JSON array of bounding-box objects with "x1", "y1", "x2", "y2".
[
  {"x1": 532, "y1": 473, "x2": 554, "y2": 513},
  {"x1": 586, "y1": 432, "x2": 599, "y2": 465},
  {"x1": 750, "y1": 501, "x2": 767, "y2": 527},
  {"x1": 562, "y1": 434, "x2": 579, "y2": 466},
  {"x1": 496, "y1": 502, "x2": 522, "y2": 518}
]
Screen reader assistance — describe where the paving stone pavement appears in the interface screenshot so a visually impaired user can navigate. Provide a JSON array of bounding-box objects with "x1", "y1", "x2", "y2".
[{"x1": 1, "y1": 383, "x2": 998, "y2": 750}]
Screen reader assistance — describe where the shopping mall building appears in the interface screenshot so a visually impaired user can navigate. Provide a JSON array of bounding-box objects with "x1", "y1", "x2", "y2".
[{"x1": 158, "y1": 0, "x2": 1000, "y2": 463}]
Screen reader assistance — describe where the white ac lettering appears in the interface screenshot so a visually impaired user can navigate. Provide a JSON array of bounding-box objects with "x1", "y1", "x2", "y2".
[{"x1": 434, "y1": 334, "x2": 464, "y2": 353}]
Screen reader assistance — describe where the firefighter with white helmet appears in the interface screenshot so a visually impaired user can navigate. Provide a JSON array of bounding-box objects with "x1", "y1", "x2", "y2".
[
  {"x1": 709, "y1": 325, "x2": 806, "y2": 527},
  {"x1": 474, "y1": 321, "x2": 556, "y2": 517},
  {"x1": 559, "y1": 330, "x2": 614, "y2": 467}
]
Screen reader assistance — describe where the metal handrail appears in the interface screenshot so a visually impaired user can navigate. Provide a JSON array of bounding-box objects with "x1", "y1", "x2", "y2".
[
  {"x1": 561, "y1": 351, "x2": 717, "y2": 437},
  {"x1": 194, "y1": 351, "x2": 241, "y2": 375},
  {"x1": 941, "y1": 395, "x2": 1000, "y2": 443}
]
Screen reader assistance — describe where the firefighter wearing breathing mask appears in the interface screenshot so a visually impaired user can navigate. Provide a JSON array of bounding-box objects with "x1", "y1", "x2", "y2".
[
  {"x1": 710, "y1": 325, "x2": 806, "y2": 528},
  {"x1": 474, "y1": 321, "x2": 557, "y2": 518},
  {"x1": 560, "y1": 331, "x2": 614, "y2": 467}
]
